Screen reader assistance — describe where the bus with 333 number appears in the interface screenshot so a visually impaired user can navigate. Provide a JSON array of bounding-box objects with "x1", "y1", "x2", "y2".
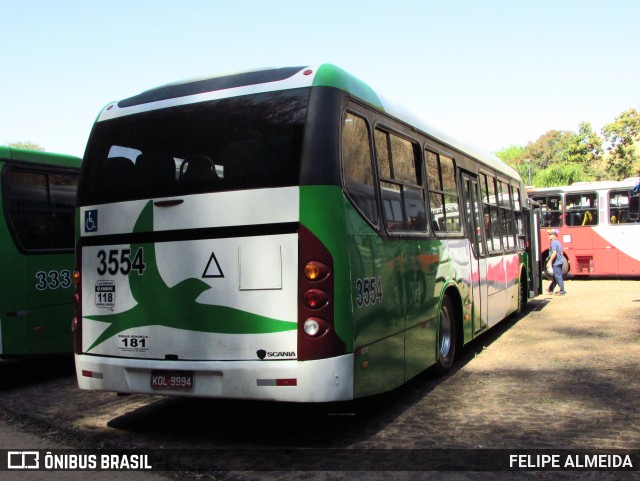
[
  {"x1": 74, "y1": 65, "x2": 541, "y2": 401},
  {"x1": 1, "y1": 146, "x2": 81, "y2": 357}
]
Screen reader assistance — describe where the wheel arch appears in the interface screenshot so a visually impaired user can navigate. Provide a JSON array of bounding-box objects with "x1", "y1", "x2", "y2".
[
  {"x1": 517, "y1": 264, "x2": 528, "y2": 315},
  {"x1": 441, "y1": 284, "x2": 463, "y2": 352},
  {"x1": 541, "y1": 248, "x2": 571, "y2": 277}
]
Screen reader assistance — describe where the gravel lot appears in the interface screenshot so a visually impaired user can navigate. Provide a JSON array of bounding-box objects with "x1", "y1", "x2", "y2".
[{"x1": 0, "y1": 278, "x2": 638, "y2": 480}]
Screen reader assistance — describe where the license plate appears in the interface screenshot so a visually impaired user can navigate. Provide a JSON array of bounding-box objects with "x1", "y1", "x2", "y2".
[{"x1": 150, "y1": 370, "x2": 194, "y2": 391}]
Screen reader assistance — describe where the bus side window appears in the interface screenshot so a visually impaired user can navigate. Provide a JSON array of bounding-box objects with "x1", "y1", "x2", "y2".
[
  {"x1": 425, "y1": 151, "x2": 460, "y2": 234},
  {"x1": 342, "y1": 112, "x2": 379, "y2": 226},
  {"x1": 498, "y1": 180, "x2": 516, "y2": 250},
  {"x1": 609, "y1": 189, "x2": 635, "y2": 224},
  {"x1": 566, "y1": 192, "x2": 598, "y2": 227},
  {"x1": 479, "y1": 173, "x2": 502, "y2": 253},
  {"x1": 513, "y1": 187, "x2": 525, "y2": 249},
  {"x1": 532, "y1": 194, "x2": 561, "y2": 228},
  {"x1": 376, "y1": 128, "x2": 425, "y2": 233},
  {"x1": 566, "y1": 210, "x2": 581, "y2": 226}
]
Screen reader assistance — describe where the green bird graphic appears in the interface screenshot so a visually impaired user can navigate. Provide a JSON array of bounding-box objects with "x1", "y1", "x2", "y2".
[{"x1": 86, "y1": 201, "x2": 295, "y2": 352}]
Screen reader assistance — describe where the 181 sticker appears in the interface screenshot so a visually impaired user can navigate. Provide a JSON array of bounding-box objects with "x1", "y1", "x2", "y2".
[{"x1": 119, "y1": 334, "x2": 149, "y2": 352}]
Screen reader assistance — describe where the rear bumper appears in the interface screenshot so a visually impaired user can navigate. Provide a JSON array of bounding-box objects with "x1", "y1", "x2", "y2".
[{"x1": 75, "y1": 353, "x2": 354, "y2": 402}]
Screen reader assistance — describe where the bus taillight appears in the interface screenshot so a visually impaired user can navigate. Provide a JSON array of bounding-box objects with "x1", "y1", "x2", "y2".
[
  {"x1": 304, "y1": 261, "x2": 329, "y2": 281},
  {"x1": 303, "y1": 317, "x2": 328, "y2": 337},
  {"x1": 302, "y1": 289, "x2": 329, "y2": 309},
  {"x1": 298, "y1": 225, "x2": 346, "y2": 361},
  {"x1": 72, "y1": 249, "x2": 82, "y2": 354},
  {"x1": 72, "y1": 291, "x2": 82, "y2": 354}
]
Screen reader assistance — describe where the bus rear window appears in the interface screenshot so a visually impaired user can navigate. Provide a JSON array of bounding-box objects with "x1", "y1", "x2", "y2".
[
  {"x1": 2, "y1": 165, "x2": 78, "y2": 252},
  {"x1": 79, "y1": 89, "x2": 308, "y2": 205}
]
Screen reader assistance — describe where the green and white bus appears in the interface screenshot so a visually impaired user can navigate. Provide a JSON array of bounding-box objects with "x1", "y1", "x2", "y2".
[
  {"x1": 74, "y1": 65, "x2": 541, "y2": 401},
  {"x1": 1, "y1": 146, "x2": 81, "y2": 357}
]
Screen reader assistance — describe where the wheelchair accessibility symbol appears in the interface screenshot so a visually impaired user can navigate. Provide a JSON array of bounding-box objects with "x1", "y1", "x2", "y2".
[{"x1": 85, "y1": 209, "x2": 98, "y2": 233}]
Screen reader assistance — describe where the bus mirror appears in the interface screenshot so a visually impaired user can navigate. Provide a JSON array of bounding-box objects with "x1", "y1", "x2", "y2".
[{"x1": 630, "y1": 196, "x2": 640, "y2": 221}]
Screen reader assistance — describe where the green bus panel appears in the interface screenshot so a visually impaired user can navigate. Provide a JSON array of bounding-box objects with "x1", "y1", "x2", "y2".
[
  {"x1": 300, "y1": 185, "x2": 461, "y2": 397},
  {"x1": 0, "y1": 149, "x2": 80, "y2": 356}
]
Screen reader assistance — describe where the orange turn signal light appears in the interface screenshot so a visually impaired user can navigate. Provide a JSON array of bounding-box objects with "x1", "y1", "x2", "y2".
[{"x1": 304, "y1": 261, "x2": 329, "y2": 281}]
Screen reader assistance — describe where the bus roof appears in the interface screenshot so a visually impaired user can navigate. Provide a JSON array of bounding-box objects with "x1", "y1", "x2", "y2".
[
  {"x1": 97, "y1": 64, "x2": 521, "y2": 182},
  {"x1": 529, "y1": 177, "x2": 640, "y2": 194},
  {"x1": 0, "y1": 145, "x2": 82, "y2": 169}
]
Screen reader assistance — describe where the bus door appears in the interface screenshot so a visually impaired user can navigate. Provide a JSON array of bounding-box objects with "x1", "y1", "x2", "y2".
[
  {"x1": 461, "y1": 172, "x2": 488, "y2": 332},
  {"x1": 526, "y1": 200, "x2": 543, "y2": 297}
]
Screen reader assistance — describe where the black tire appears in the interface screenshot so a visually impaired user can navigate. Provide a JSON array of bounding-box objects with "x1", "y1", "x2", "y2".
[
  {"x1": 516, "y1": 272, "x2": 527, "y2": 316},
  {"x1": 435, "y1": 295, "x2": 456, "y2": 375},
  {"x1": 544, "y1": 252, "x2": 569, "y2": 279},
  {"x1": 542, "y1": 251, "x2": 553, "y2": 280},
  {"x1": 561, "y1": 256, "x2": 569, "y2": 277}
]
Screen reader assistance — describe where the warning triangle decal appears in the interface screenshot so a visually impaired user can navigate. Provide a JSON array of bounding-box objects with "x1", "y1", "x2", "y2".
[{"x1": 202, "y1": 253, "x2": 225, "y2": 278}]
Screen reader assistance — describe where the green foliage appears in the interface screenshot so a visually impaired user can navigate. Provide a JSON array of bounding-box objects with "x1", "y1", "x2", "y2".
[
  {"x1": 603, "y1": 108, "x2": 640, "y2": 146},
  {"x1": 8, "y1": 141, "x2": 46, "y2": 151},
  {"x1": 533, "y1": 163, "x2": 594, "y2": 187},
  {"x1": 602, "y1": 108, "x2": 640, "y2": 179},
  {"x1": 523, "y1": 130, "x2": 574, "y2": 169},
  {"x1": 563, "y1": 122, "x2": 602, "y2": 165},
  {"x1": 496, "y1": 108, "x2": 639, "y2": 187},
  {"x1": 494, "y1": 145, "x2": 531, "y2": 184},
  {"x1": 606, "y1": 143, "x2": 639, "y2": 179},
  {"x1": 494, "y1": 145, "x2": 525, "y2": 164},
  {"x1": 514, "y1": 162, "x2": 533, "y2": 185}
]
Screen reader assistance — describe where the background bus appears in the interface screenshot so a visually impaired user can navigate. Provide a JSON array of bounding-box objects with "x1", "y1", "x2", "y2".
[
  {"x1": 529, "y1": 178, "x2": 640, "y2": 277},
  {"x1": 74, "y1": 64, "x2": 541, "y2": 402},
  {"x1": 0, "y1": 146, "x2": 81, "y2": 357}
]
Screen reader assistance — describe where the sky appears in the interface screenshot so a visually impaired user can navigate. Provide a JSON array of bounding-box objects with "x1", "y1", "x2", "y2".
[{"x1": 1, "y1": 0, "x2": 639, "y2": 158}]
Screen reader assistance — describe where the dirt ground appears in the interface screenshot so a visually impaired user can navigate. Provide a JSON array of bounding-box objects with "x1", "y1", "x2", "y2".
[
  {"x1": 0, "y1": 278, "x2": 638, "y2": 481},
  {"x1": 407, "y1": 278, "x2": 640, "y2": 450}
]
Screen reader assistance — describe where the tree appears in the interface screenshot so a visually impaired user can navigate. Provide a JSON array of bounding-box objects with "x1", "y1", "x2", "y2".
[
  {"x1": 496, "y1": 130, "x2": 575, "y2": 186},
  {"x1": 494, "y1": 144, "x2": 525, "y2": 164},
  {"x1": 602, "y1": 108, "x2": 640, "y2": 179},
  {"x1": 533, "y1": 163, "x2": 593, "y2": 187},
  {"x1": 494, "y1": 144, "x2": 531, "y2": 183},
  {"x1": 563, "y1": 122, "x2": 603, "y2": 166},
  {"x1": 494, "y1": 107, "x2": 640, "y2": 186},
  {"x1": 8, "y1": 141, "x2": 45, "y2": 151},
  {"x1": 522, "y1": 130, "x2": 574, "y2": 169}
]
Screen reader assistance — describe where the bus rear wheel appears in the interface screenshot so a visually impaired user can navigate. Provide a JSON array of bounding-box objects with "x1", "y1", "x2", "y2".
[
  {"x1": 516, "y1": 271, "x2": 527, "y2": 316},
  {"x1": 435, "y1": 295, "x2": 456, "y2": 375},
  {"x1": 561, "y1": 256, "x2": 569, "y2": 277}
]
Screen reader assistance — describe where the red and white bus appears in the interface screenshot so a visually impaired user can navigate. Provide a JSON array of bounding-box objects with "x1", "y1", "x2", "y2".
[{"x1": 529, "y1": 178, "x2": 640, "y2": 277}]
